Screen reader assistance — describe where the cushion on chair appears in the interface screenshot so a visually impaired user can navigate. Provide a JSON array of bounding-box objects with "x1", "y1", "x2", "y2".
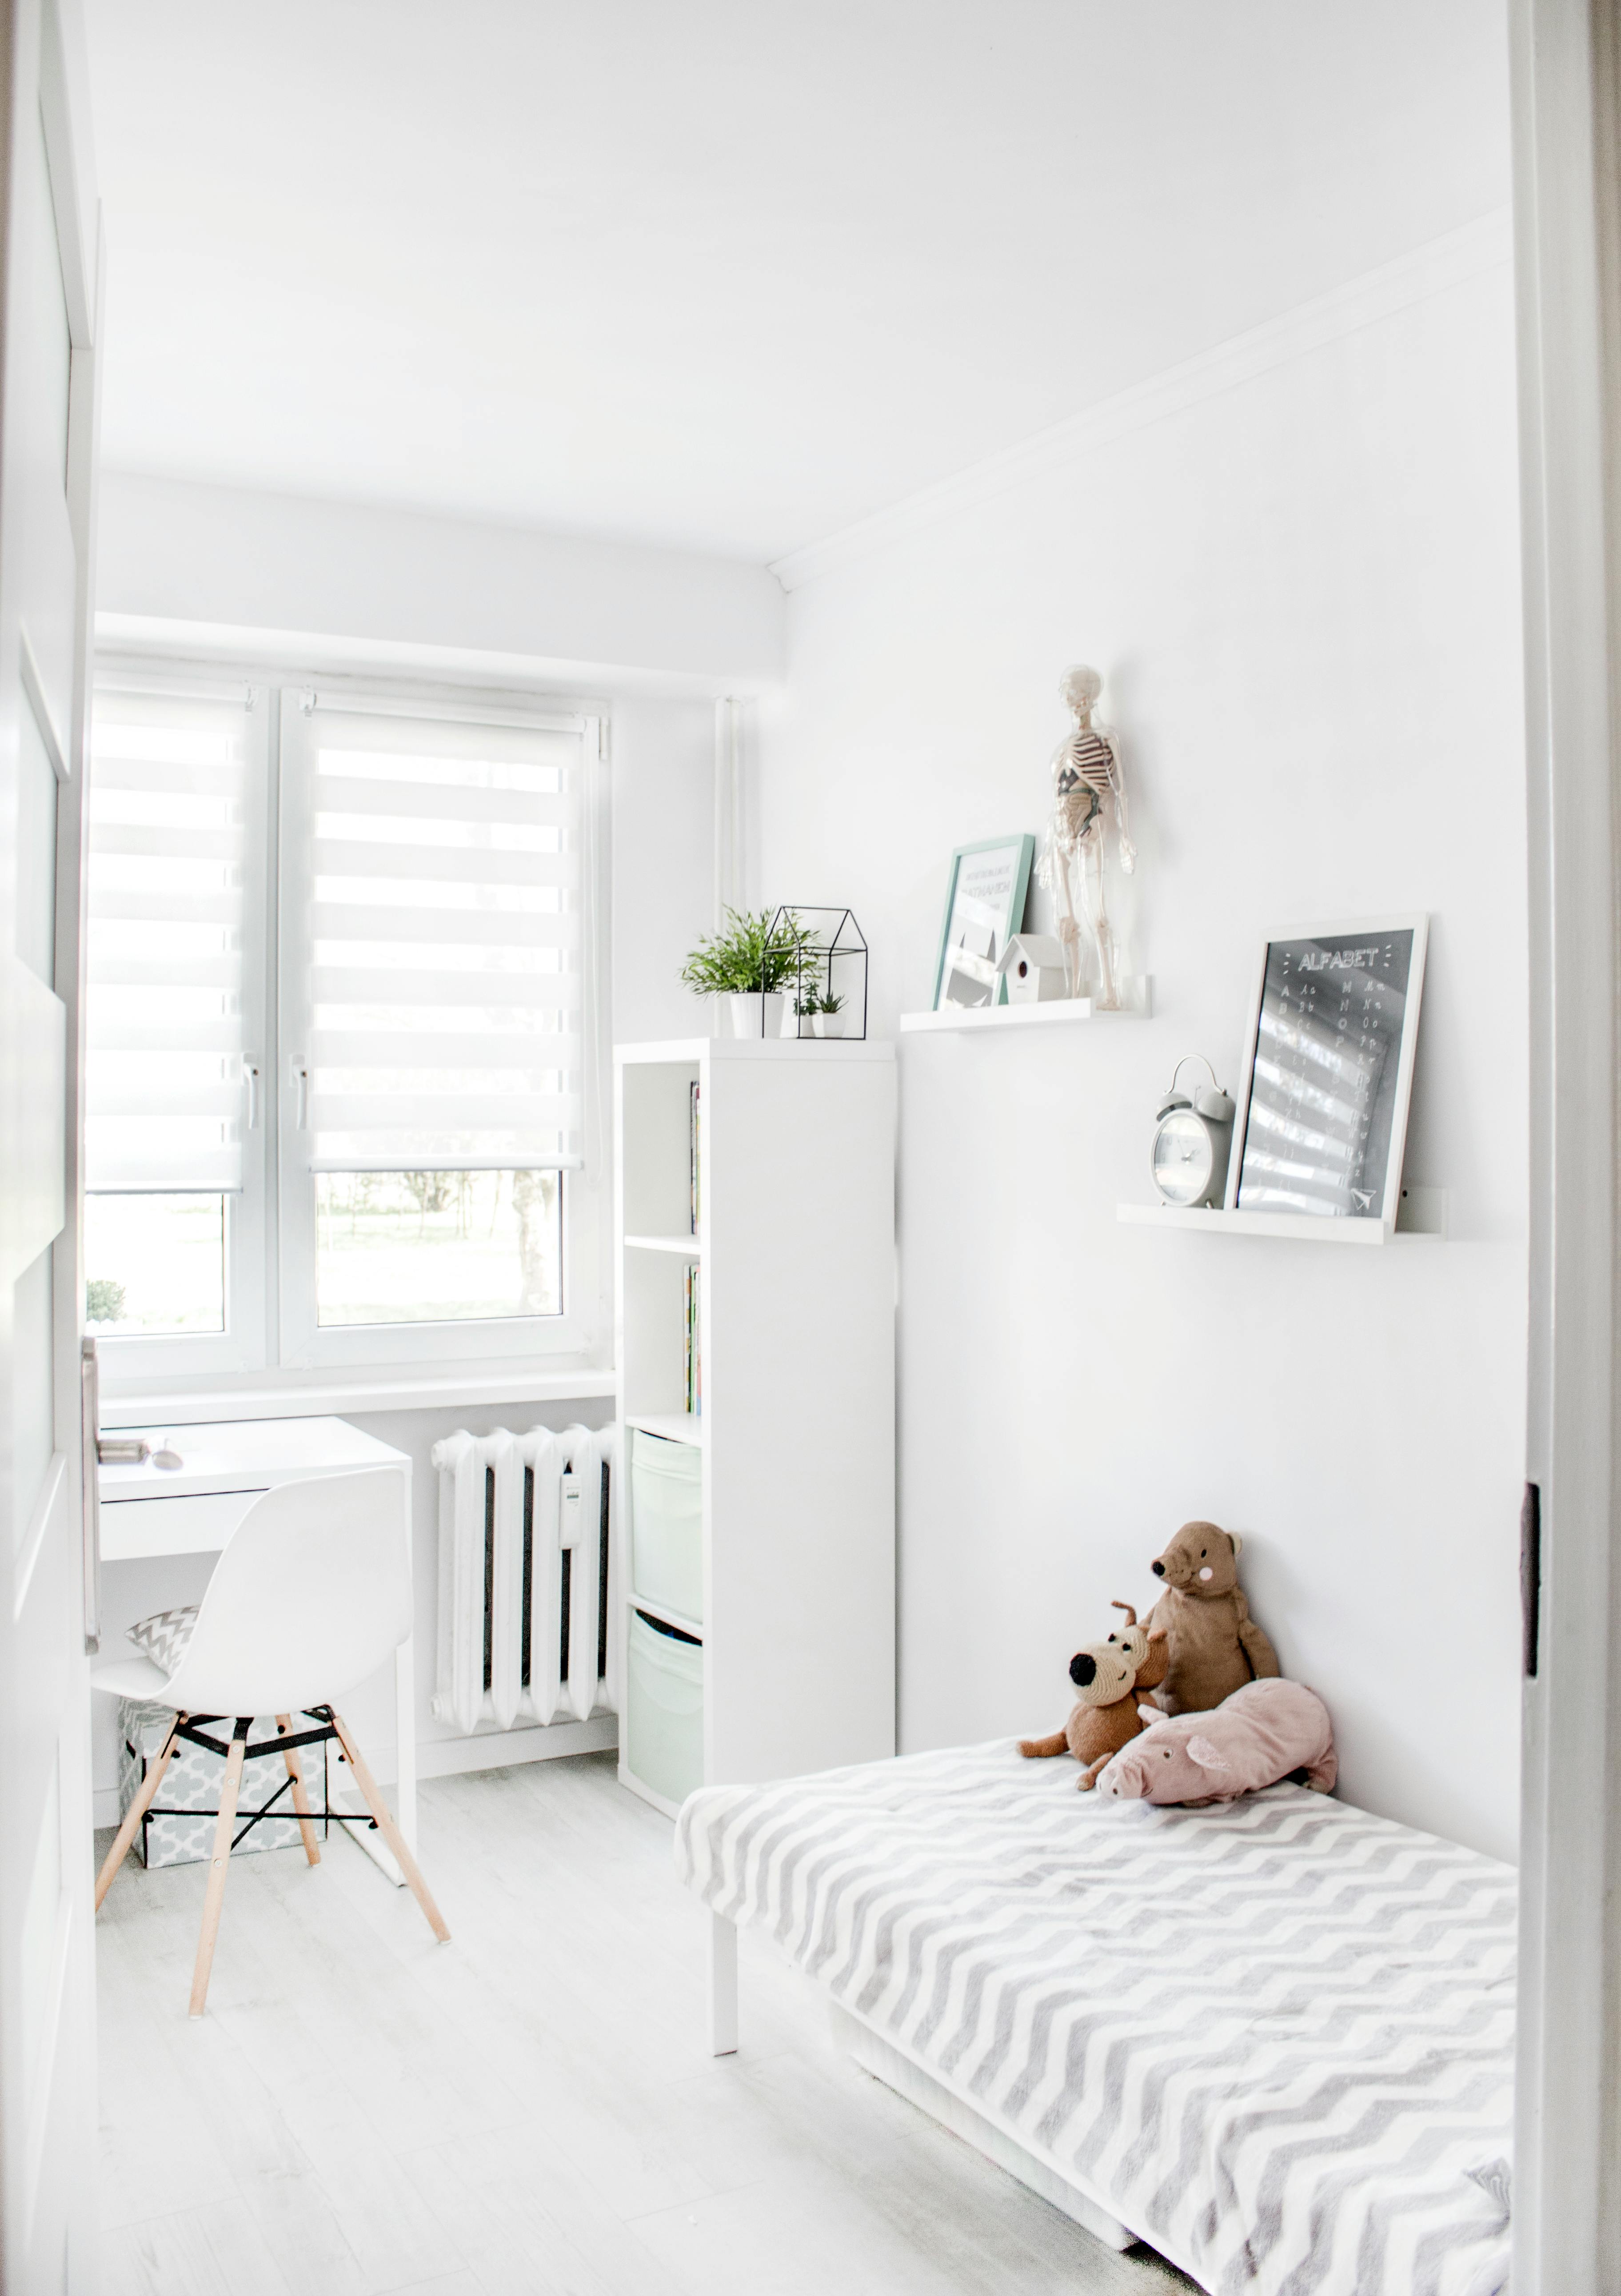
[{"x1": 126, "y1": 1604, "x2": 199, "y2": 1676}]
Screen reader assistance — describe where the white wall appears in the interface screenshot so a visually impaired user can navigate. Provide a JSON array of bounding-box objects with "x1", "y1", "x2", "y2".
[
  {"x1": 755, "y1": 254, "x2": 1527, "y2": 1860},
  {"x1": 611, "y1": 697, "x2": 721, "y2": 1044}
]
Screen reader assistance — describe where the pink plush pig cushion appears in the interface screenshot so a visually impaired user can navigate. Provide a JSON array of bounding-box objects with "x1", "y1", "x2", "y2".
[{"x1": 1097, "y1": 1677, "x2": 1336, "y2": 1806}]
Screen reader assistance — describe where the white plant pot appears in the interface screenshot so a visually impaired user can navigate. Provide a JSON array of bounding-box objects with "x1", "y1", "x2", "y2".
[
  {"x1": 729, "y1": 993, "x2": 784, "y2": 1039},
  {"x1": 815, "y1": 1012, "x2": 846, "y2": 1039}
]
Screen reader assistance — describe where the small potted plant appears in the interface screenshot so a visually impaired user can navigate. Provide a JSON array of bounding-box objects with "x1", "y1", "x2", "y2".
[
  {"x1": 681, "y1": 908, "x2": 813, "y2": 1038},
  {"x1": 793, "y1": 986, "x2": 821, "y2": 1039},
  {"x1": 812, "y1": 991, "x2": 846, "y2": 1040}
]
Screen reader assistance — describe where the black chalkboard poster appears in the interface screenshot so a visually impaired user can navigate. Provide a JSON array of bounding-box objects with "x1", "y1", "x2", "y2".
[{"x1": 1232, "y1": 922, "x2": 1425, "y2": 1223}]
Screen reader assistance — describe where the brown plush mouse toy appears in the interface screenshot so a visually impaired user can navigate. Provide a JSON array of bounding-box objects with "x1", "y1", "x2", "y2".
[
  {"x1": 1142, "y1": 1521, "x2": 1278, "y2": 1714},
  {"x1": 1020, "y1": 1602, "x2": 1170, "y2": 1789}
]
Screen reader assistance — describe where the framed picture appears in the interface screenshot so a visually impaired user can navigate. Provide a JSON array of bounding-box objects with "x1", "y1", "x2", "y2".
[
  {"x1": 931, "y1": 835, "x2": 1036, "y2": 1011},
  {"x1": 1226, "y1": 914, "x2": 1429, "y2": 1232}
]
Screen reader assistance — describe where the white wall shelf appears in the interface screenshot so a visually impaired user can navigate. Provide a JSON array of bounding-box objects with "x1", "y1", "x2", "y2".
[
  {"x1": 1117, "y1": 1188, "x2": 1446, "y2": 1245},
  {"x1": 902, "y1": 1001, "x2": 1089, "y2": 1034},
  {"x1": 900, "y1": 980, "x2": 1150, "y2": 1034},
  {"x1": 615, "y1": 1039, "x2": 897, "y2": 1815}
]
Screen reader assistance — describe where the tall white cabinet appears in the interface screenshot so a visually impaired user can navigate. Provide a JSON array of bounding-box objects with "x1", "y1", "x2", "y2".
[{"x1": 615, "y1": 1038, "x2": 897, "y2": 1814}]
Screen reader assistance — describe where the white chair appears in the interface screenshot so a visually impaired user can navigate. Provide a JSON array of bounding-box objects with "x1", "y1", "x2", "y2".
[{"x1": 92, "y1": 1468, "x2": 448, "y2": 2015}]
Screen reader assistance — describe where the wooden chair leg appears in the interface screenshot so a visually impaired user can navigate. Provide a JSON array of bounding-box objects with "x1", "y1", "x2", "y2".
[
  {"x1": 189, "y1": 1722, "x2": 248, "y2": 2019},
  {"x1": 275, "y1": 1714, "x2": 321, "y2": 1866},
  {"x1": 330, "y1": 1713, "x2": 449, "y2": 1943},
  {"x1": 95, "y1": 1713, "x2": 184, "y2": 1911}
]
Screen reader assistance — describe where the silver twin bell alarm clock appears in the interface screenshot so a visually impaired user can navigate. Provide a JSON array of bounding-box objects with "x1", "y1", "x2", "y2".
[{"x1": 1151, "y1": 1055, "x2": 1236, "y2": 1208}]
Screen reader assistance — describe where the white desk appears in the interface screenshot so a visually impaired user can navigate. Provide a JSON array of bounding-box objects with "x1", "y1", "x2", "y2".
[{"x1": 96, "y1": 1417, "x2": 417, "y2": 1861}]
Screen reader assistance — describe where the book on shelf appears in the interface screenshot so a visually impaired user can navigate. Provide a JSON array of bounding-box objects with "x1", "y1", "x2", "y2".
[
  {"x1": 683, "y1": 1260, "x2": 702, "y2": 1417},
  {"x1": 689, "y1": 1080, "x2": 700, "y2": 1236}
]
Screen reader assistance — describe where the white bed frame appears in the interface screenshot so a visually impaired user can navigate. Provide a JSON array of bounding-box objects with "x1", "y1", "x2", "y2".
[{"x1": 707, "y1": 1912, "x2": 1134, "y2": 2253}]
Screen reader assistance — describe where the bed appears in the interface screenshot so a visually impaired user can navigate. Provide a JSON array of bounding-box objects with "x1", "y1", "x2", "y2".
[{"x1": 675, "y1": 1738, "x2": 1514, "y2": 2296}]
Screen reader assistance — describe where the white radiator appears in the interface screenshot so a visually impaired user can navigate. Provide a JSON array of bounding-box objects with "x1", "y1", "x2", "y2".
[{"x1": 430, "y1": 1423, "x2": 618, "y2": 1735}]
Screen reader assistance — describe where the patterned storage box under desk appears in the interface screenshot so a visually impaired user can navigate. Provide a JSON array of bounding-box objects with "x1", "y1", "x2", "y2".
[{"x1": 117, "y1": 1699, "x2": 330, "y2": 1869}]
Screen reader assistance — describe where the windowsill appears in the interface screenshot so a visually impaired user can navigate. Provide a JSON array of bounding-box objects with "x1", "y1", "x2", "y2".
[{"x1": 97, "y1": 1363, "x2": 619, "y2": 1427}]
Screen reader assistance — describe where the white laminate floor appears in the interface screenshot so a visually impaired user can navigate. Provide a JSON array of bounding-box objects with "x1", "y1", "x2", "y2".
[{"x1": 94, "y1": 1752, "x2": 1200, "y2": 2296}]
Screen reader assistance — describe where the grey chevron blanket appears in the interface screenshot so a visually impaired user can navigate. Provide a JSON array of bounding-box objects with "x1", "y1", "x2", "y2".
[{"x1": 674, "y1": 1739, "x2": 1513, "y2": 2296}]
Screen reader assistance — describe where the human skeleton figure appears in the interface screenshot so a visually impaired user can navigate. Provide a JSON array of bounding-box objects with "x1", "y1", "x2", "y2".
[{"x1": 1037, "y1": 663, "x2": 1134, "y2": 1008}]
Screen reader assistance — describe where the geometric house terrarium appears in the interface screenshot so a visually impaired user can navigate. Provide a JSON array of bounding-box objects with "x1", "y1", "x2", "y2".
[{"x1": 767, "y1": 905, "x2": 868, "y2": 1039}]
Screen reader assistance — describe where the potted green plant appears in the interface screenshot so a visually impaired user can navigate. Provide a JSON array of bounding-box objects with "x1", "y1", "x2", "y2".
[
  {"x1": 680, "y1": 908, "x2": 810, "y2": 1038},
  {"x1": 776, "y1": 912, "x2": 828, "y2": 1036},
  {"x1": 811, "y1": 990, "x2": 846, "y2": 1040}
]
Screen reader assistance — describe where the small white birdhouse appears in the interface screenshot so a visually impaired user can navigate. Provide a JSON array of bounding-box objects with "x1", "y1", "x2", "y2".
[{"x1": 995, "y1": 932, "x2": 1070, "y2": 1003}]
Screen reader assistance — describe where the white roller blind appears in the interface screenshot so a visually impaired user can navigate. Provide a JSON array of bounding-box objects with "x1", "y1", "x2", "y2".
[
  {"x1": 288, "y1": 702, "x2": 586, "y2": 1173},
  {"x1": 84, "y1": 687, "x2": 256, "y2": 1192}
]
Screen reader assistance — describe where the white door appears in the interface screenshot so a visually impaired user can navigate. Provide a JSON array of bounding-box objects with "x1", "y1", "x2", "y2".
[{"x1": 0, "y1": 0, "x2": 100, "y2": 2288}]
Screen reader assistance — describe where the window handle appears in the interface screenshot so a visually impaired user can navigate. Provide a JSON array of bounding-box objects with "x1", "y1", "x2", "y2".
[
  {"x1": 291, "y1": 1056, "x2": 309, "y2": 1131},
  {"x1": 243, "y1": 1056, "x2": 262, "y2": 1131}
]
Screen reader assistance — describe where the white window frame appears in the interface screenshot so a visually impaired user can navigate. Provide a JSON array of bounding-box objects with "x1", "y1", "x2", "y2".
[
  {"x1": 85, "y1": 667, "x2": 272, "y2": 1385},
  {"x1": 91, "y1": 660, "x2": 614, "y2": 1397}
]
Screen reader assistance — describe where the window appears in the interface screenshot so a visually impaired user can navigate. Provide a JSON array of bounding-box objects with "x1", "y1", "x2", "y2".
[
  {"x1": 84, "y1": 673, "x2": 607, "y2": 1389},
  {"x1": 84, "y1": 684, "x2": 268, "y2": 1369},
  {"x1": 277, "y1": 695, "x2": 598, "y2": 1369}
]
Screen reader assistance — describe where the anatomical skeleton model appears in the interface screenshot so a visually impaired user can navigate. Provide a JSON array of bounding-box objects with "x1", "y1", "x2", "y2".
[{"x1": 1037, "y1": 664, "x2": 1135, "y2": 1008}]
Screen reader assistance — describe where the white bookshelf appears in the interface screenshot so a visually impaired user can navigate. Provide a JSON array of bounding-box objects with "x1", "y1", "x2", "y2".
[
  {"x1": 614, "y1": 1036, "x2": 897, "y2": 1816},
  {"x1": 625, "y1": 1409, "x2": 706, "y2": 1448}
]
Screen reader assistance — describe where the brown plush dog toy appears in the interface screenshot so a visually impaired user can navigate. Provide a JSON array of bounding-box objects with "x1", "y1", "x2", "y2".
[
  {"x1": 1020, "y1": 1602, "x2": 1170, "y2": 1789},
  {"x1": 1142, "y1": 1521, "x2": 1278, "y2": 1714}
]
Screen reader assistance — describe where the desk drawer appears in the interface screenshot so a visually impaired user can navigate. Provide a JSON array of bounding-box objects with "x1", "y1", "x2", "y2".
[{"x1": 101, "y1": 1488, "x2": 268, "y2": 1562}]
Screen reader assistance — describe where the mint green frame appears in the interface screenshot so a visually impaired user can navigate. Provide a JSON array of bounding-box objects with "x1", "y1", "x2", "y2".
[{"x1": 931, "y1": 834, "x2": 1037, "y2": 1010}]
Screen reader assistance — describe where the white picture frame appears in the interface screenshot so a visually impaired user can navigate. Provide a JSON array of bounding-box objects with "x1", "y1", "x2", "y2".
[{"x1": 1225, "y1": 913, "x2": 1429, "y2": 1236}]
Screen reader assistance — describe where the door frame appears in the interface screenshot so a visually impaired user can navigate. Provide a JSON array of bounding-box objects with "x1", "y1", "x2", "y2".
[
  {"x1": 1510, "y1": 0, "x2": 1621, "y2": 2284},
  {"x1": 0, "y1": 0, "x2": 103, "y2": 2284}
]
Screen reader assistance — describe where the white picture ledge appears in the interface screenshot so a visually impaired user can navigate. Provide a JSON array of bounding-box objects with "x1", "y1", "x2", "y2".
[
  {"x1": 901, "y1": 979, "x2": 1151, "y2": 1035},
  {"x1": 1117, "y1": 1187, "x2": 1447, "y2": 1245}
]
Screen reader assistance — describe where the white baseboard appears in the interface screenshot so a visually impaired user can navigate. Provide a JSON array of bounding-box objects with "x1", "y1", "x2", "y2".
[
  {"x1": 417, "y1": 1713, "x2": 618, "y2": 1780},
  {"x1": 92, "y1": 1712, "x2": 619, "y2": 1828}
]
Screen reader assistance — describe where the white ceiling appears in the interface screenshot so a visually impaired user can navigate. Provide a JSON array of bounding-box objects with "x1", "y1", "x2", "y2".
[{"x1": 82, "y1": 2, "x2": 1510, "y2": 566}]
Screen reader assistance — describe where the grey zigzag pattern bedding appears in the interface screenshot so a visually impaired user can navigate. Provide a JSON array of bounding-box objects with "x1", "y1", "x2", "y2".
[{"x1": 674, "y1": 1739, "x2": 1513, "y2": 2296}]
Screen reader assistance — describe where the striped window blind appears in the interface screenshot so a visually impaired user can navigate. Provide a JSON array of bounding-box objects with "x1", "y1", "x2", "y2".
[
  {"x1": 287, "y1": 702, "x2": 586, "y2": 1175},
  {"x1": 84, "y1": 687, "x2": 255, "y2": 1192}
]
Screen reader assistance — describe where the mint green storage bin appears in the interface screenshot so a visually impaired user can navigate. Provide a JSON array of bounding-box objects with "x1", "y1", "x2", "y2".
[
  {"x1": 629, "y1": 1429, "x2": 703, "y2": 1624},
  {"x1": 626, "y1": 1608, "x2": 704, "y2": 1806}
]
